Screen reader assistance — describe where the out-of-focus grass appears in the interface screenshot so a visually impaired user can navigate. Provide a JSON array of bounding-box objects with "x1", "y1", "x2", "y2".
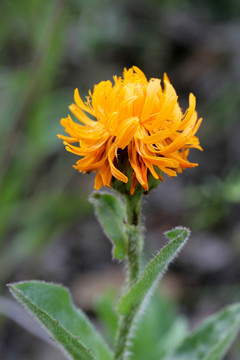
[
  {"x1": 0, "y1": 0, "x2": 91, "y2": 282},
  {"x1": 184, "y1": 169, "x2": 240, "y2": 231}
]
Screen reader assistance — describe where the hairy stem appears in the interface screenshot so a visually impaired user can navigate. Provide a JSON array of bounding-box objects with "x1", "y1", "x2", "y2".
[
  {"x1": 125, "y1": 192, "x2": 142, "y2": 284},
  {"x1": 114, "y1": 313, "x2": 135, "y2": 360},
  {"x1": 114, "y1": 192, "x2": 143, "y2": 360}
]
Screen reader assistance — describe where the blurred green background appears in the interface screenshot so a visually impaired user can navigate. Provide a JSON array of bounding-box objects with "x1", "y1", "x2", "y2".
[{"x1": 0, "y1": 0, "x2": 240, "y2": 358}]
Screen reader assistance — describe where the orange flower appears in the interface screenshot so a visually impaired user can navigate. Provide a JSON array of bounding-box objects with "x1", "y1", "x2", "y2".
[{"x1": 58, "y1": 66, "x2": 202, "y2": 195}]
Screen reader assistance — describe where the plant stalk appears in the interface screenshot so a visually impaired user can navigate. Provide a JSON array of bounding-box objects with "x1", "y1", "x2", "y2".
[{"x1": 114, "y1": 192, "x2": 143, "y2": 360}]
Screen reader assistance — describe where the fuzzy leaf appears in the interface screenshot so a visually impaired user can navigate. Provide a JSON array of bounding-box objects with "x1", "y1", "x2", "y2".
[
  {"x1": 8, "y1": 281, "x2": 113, "y2": 360},
  {"x1": 117, "y1": 227, "x2": 190, "y2": 315},
  {"x1": 165, "y1": 303, "x2": 240, "y2": 360},
  {"x1": 90, "y1": 192, "x2": 127, "y2": 260}
]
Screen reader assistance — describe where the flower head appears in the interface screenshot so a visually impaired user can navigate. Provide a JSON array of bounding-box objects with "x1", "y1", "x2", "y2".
[{"x1": 58, "y1": 66, "x2": 202, "y2": 194}]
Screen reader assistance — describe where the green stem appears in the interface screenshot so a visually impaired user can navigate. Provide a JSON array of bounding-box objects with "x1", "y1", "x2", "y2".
[
  {"x1": 114, "y1": 313, "x2": 135, "y2": 360},
  {"x1": 114, "y1": 192, "x2": 143, "y2": 360},
  {"x1": 126, "y1": 224, "x2": 142, "y2": 286},
  {"x1": 125, "y1": 192, "x2": 142, "y2": 285},
  {"x1": 125, "y1": 192, "x2": 142, "y2": 226}
]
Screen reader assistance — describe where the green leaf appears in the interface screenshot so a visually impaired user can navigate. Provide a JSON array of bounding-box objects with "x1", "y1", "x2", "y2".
[
  {"x1": 117, "y1": 227, "x2": 190, "y2": 315},
  {"x1": 90, "y1": 192, "x2": 127, "y2": 260},
  {"x1": 94, "y1": 290, "x2": 119, "y2": 344},
  {"x1": 94, "y1": 289, "x2": 188, "y2": 360},
  {"x1": 165, "y1": 303, "x2": 240, "y2": 360},
  {"x1": 8, "y1": 281, "x2": 113, "y2": 360},
  {"x1": 131, "y1": 294, "x2": 188, "y2": 360}
]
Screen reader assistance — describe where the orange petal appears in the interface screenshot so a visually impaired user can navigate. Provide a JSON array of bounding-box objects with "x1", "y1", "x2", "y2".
[
  {"x1": 69, "y1": 103, "x2": 96, "y2": 126},
  {"x1": 74, "y1": 88, "x2": 94, "y2": 115},
  {"x1": 139, "y1": 129, "x2": 169, "y2": 144},
  {"x1": 57, "y1": 134, "x2": 78, "y2": 143},
  {"x1": 178, "y1": 93, "x2": 196, "y2": 130},
  {"x1": 94, "y1": 171, "x2": 103, "y2": 190},
  {"x1": 132, "y1": 66, "x2": 148, "y2": 81},
  {"x1": 159, "y1": 128, "x2": 192, "y2": 155},
  {"x1": 130, "y1": 173, "x2": 138, "y2": 195},
  {"x1": 116, "y1": 117, "x2": 139, "y2": 149},
  {"x1": 108, "y1": 144, "x2": 128, "y2": 183},
  {"x1": 160, "y1": 167, "x2": 177, "y2": 177}
]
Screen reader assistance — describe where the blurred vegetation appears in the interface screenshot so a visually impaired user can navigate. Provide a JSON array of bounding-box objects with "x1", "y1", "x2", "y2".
[
  {"x1": 95, "y1": 290, "x2": 188, "y2": 360},
  {"x1": 0, "y1": 0, "x2": 240, "y2": 358}
]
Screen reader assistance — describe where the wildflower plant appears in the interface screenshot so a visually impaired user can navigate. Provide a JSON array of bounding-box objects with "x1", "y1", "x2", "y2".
[{"x1": 8, "y1": 67, "x2": 240, "y2": 360}]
